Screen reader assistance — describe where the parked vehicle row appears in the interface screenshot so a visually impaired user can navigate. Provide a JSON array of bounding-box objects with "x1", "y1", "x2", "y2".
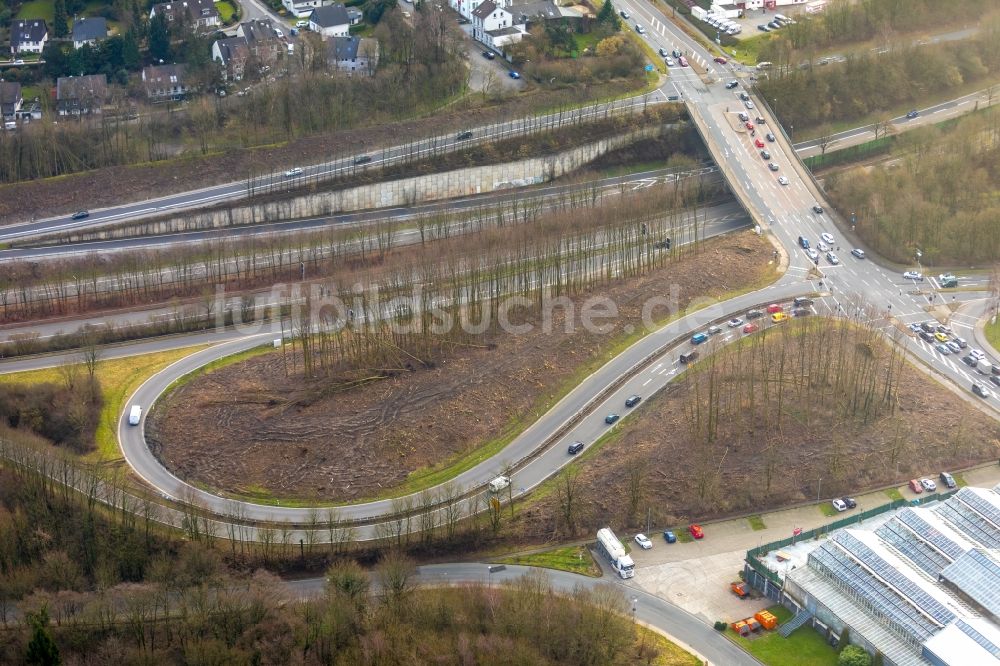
[
  {"x1": 831, "y1": 496, "x2": 856, "y2": 512},
  {"x1": 908, "y1": 472, "x2": 958, "y2": 493}
]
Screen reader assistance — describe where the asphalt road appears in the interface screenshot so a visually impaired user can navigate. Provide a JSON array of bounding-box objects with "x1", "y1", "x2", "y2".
[{"x1": 285, "y1": 563, "x2": 763, "y2": 666}]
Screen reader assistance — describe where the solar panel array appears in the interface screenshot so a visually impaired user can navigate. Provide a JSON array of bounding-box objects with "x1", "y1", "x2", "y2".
[
  {"x1": 834, "y1": 532, "x2": 956, "y2": 626},
  {"x1": 809, "y1": 541, "x2": 939, "y2": 644},
  {"x1": 934, "y1": 501, "x2": 1000, "y2": 549},
  {"x1": 955, "y1": 619, "x2": 1000, "y2": 659},
  {"x1": 941, "y1": 549, "x2": 1000, "y2": 618},
  {"x1": 875, "y1": 519, "x2": 952, "y2": 578},
  {"x1": 897, "y1": 509, "x2": 966, "y2": 560},
  {"x1": 955, "y1": 488, "x2": 1000, "y2": 530}
]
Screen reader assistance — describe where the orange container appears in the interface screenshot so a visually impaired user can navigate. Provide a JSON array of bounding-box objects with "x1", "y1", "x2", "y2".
[{"x1": 755, "y1": 610, "x2": 778, "y2": 630}]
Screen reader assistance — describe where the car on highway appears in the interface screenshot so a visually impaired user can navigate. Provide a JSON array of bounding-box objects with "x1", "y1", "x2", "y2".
[
  {"x1": 635, "y1": 533, "x2": 653, "y2": 549},
  {"x1": 851, "y1": 248, "x2": 866, "y2": 259},
  {"x1": 509, "y1": 71, "x2": 520, "y2": 79},
  {"x1": 635, "y1": 24, "x2": 645, "y2": 34},
  {"x1": 71, "y1": 210, "x2": 90, "y2": 220},
  {"x1": 831, "y1": 498, "x2": 847, "y2": 512},
  {"x1": 678, "y1": 56, "x2": 689, "y2": 67},
  {"x1": 482, "y1": 50, "x2": 495, "y2": 59},
  {"x1": 909, "y1": 479, "x2": 923, "y2": 493},
  {"x1": 940, "y1": 471, "x2": 957, "y2": 489},
  {"x1": 456, "y1": 130, "x2": 474, "y2": 141},
  {"x1": 747, "y1": 309, "x2": 764, "y2": 319},
  {"x1": 991, "y1": 375, "x2": 1000, "y2": 389},
  {"x1": 659, "y1": 48, "x2": 670, "y2": 57},
  {"x1": 820, "y1": 232, "x2": 835, "y2": 244},
  {"x1": 568, "y1": 441, "x2": 584, "y2": 454},
  {"x1": 766, "y1": 132, "x2": 776, "y2": 142},
  {"x1": 714, "y1": 56, "x2": 728, "y2": 64},
  {"x1": 970, "y1": 349, "x2": 986, "y2": 361},
  {"x1": 754, "y1": 137, "x2": 765, "y2": 148},
  {"x1": 625, "y1": 394, "x2": 642, "y2": 408},
  {"x1": 738, "y1": 111, "x2": 749, "y2": 122},
  {"x1": 728, "y1": 317, "x2": 744, "y2": 328},
  {"x1": 354, "y1": 155, "x2": 372, "y2": 165},
  {"x1": 906, "y1": 110, "x2": 919, "y2": 119},
  {"x1": 973, "y1": 383, "x2": 992, "y2": 399},
  {"x1": 806, "y1": 248, "x2": 819, "y2": 260},
  {"x1": 963, "y1": 355, "x2": 978, "y2": 367},
  {"x1": 665, "y1": 58, "x2": 675, "y2": 66},
  {"x1": 842, "y1": 497, "x2": 857, "y2": 509},
  {"x1": 947, "y1": 341, "x2": 962, "y2": 353},
  {"x1": 691, "y1": 332, "x2": 709, "y2": 344},
  {"x1": 619, "y1": 9, "x2": 629, "y2": 18},
  {"x1": 707, "y1": 325, "x2": 722, "y2": 335},
  {"x1": 778, "y1": 176, "x2": 789, "y2": 185},
  {"x1": 920, "y1": 478, "x2": 937, "y2": 492},
  {"x1": 812, "y1": 204, "x2": 824, "y2": 214},
  {"x1": 771, "y1": 312, "x2": 789, "y2": 323},
  {"x1": 755, "y1": 116, "x2": 766, "y2": 125},
  {"x1": 760, "y1": 150, "x2": 771, "y2": 159},
  {"x1": 934, "y1": 331, "x2": 950, "y2": 343},
  {"x1": 954, "y1": 337, "x2": 967, "y2": 349},
  {"x1": 605, "y1": 413, "x2": 620, "y2": 424},
  {"x1": 902, "y1": 271, "x2": 924, "y2": 281},
  {"x1": 688, "y1": 524, "x2": 704, "y2": 539},
  {"x1": 766, "y1": 304, "x2": 783, "y2": 314},
  {"x1": 826, "y1": 252, "x2": 839, "y2": 264},
  {"x1": 920, "y1": 330, "x2": 936, "y2": 343},
  {"x1": 663, "y1": 530, "x2": 677, "y2": 543},
  {"x1": 743, "y1": 323, "x2": 758, "y2": 334},
  {"x1": 745, "y1": 122, "x2": 754, "y2": 131},
  {"x1": 768, "y1": 162, "x2": 779, "y2": 171},
  {"x1": 935, "y1": 343, "x2": 951, "y2": 355},
  {"x1": 726, "y1": 80, "x2": 739, "y2": 89},
  {"x1": 284, "y1": 167, "x2": 304, "y2": 177}
]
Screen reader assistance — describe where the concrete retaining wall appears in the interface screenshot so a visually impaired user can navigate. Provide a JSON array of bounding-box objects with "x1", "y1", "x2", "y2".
[{"x1": 55, "y1": 124, "x2": 672, "y2": 243}]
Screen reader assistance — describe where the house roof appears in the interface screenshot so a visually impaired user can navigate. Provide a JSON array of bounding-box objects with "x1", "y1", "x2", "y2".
[
  {"x1": 72, "y1": 17, "x2": 108, "y2": 43},
  {"x1": 152, "y1": 0, "x2": 219, "y2": 23},
  {"x1": 56, "y1": 74, "x2": 107, "y2": 102},
  {"x1": 142, "y1": 63, "x2": 188, "y2": 87},
  {"x1": 327, "y1": 36, "x2": 377, "y2": 62},
  {"x1": 310, "y1": 4, "x2": 350, "y2": 28},
  {"x1": 0, "y1": 81, "x2": 23, "y2": 114},
  {"x1": 214, "y1": 36, "x2": 249, "y2": 64},
  {"x1": 239, "y1": 18, "x2": 279, "y2": 45},
  {"x1": 11, "y1": 19, "x2": 48, "y2": 47},
  {"x1": 509, "y1": 0, "x2": 561, "y2": 20},
  {"x1": 472, "y1": 0, "x2": 498, "y2": 19}
]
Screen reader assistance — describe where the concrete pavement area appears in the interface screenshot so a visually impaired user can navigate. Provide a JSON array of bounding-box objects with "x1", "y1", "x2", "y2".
[{"x1": 621, "y1": 460, "x2": 1000, "y2": 622}]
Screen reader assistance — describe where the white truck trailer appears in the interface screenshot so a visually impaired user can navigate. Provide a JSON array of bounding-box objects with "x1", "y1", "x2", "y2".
[{"x1": 597, "y1": 527, "x2": 635, "y2": 579}]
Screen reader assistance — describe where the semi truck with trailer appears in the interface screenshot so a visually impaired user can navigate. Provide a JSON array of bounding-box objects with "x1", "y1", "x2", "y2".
[{"x1": 597, "y1": 527, "x2": 635, "y2": 579}]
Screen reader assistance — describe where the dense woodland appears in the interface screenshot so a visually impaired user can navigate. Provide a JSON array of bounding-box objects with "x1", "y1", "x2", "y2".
[
  {"x1": 826, "y1": 108, "x2": 1000, "y2": 264},
  {"x1": 759, "y1": 22, "x2": 1000, "y2": 131}
]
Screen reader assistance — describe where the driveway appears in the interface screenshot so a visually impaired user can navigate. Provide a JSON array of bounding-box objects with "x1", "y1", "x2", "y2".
[{"x1": 459, "y1": 23, "x2": 525, "y2": 93}]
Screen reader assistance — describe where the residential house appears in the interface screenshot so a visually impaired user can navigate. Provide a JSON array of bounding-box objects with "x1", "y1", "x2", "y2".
[
  {"x1": 10, "y1": 19, "x2": 48, "y2": 56},
  {"x1": 149, "y1": 0, "x2": 220, "y2": 31},
  {"x1": 308, "y1": 4, "x2": 350, "y2": 38},
  {"x1": 0, "y1": 81, "x2": 23, "y2": 121},
  {"x1": 507, "y1": 0, "x2": 586, "y2": 25},
  {"x1": 472, "y1": 0, "x2": 524, "y2": 50},
  {"x1": 212, "y1": 36, "x2": 251, "y2": 81},
  {"x1": 346, "y1": 7, "x2": 363, "y2": 24},
  {"x1": 56, "y1": 74, "x2": 108, "y2": 115},
  {"x1": 237, "y1": 19, "x2": 282, "y2": 67},
  {"x1": 72, "y1": 17, "x2": 108, "y2": 49},
  {"x1": 282, "y1": 0, "x2": 326, "y2": 19},
  {"x1": 142, "y1": 64, "x2": 190, "y2": 101},
  {"x1": 326, "y1": 36, "x2": 379, "y2": 76}
]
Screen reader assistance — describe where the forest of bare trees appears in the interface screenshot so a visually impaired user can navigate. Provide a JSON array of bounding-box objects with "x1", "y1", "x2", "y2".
[{"x1": 826, "y1": 107, "x2": 1000, "y2": 264}]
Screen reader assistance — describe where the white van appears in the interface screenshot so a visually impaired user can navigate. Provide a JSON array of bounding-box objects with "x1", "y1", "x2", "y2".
[
  {"x1": 489, "y1": 475, "x2": 511, "y2": 493},
  {"x1": 128, "y1": 405, "x2": 142, "y2": 426},
  {"x1": 774, "y1": 13, "x2": 791, "y2": 22},
  {"x1": 756, "y1": 61, "x2": 773, "y2": 70}
]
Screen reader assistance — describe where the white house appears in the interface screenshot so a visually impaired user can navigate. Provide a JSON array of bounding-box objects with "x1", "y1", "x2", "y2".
[
  {"x1": 326, "y1": 36, "x2": 379, "y2": 76},
  {"x1": 282, "y1": 0, "x2": 326, "y2": 18},
  {"x1": 149, "y1": 0, "x2": 220, "y2": 31},
  {"x1": 10, "y1": 19, "x2": 48, "y2": 56},
  {"x1": 308, "y1": 4, "x2": 350, "y2": 38},
  {"x1": 472, "y1": 0, "x2": 524, "y2": 50}
]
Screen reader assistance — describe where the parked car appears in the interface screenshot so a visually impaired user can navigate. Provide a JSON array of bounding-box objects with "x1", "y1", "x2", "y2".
[
  {"x1": 707, "y1": 325, "x2": 722, "y2": 335},
  {"x1": 745, "y1": 122, "x2": 755, "y2": 131},
  {"x1": 605, "y1": 413, "x2": 620, "y2": 424},
  {"x1": 688, "y1": 524, "x2": 704, "y2": 539},
  {"x1": 831, "y1": 498, "x2": 847, "y2": 512},
  {"x1": 934, "y1": 331, "x2": 949, "y2": 343},
  {"x1": 812, "y1": 204, "x2": 824, "y2": 214},
  {"x1": 568, "y1": 441, "x2": 584, "y2": 455},
  {"x1": 908, "y1": 479, "x2": 923, "y2": 493},
  {"x1": 663, "y1": 530, "x2": 677, "y2": 543},
  {"x1": 635, "y1": 533, "x2": 653, "y2": 549},
  {"x1": 659, "y1": 48, "x2": 669, "y2": 57},
  {"x1": 842, "y1": 497, "x2": 857, "y2": 509},
  {"x1": 920, "y1": 478, "x2": 937, "y2": 492},
  {"x1": 954, "y1": 337, "x2": 968, "y2": 349},
  {"x1": 778, "y1": 176, "x2": 789, "y2": 185},
  {"x1": 919, "y1": 331, "x2": 935, "y2": 343},
  {"x1": 754, "y1": 137, "x2": 766, "y2": 148},
  {"x1": 758, "y1": 24, "x2": 770, "y2": 32},
  {"x1": 935, "y1": 343, "x2": 951, "y2": 355},
  {"x1": 793, "y1": 297, "x2": 813, "y2": 307},
  {"x1": 947, "y1": 341, "x2": 962, "y2": 353},
  {"x1": 760, "y1": 150, "x2": 771, "y2": 159},
  {"x1": 806, "y1": 248, "x2": 819, "y2": 260},
  {"x1": 745, "y1": 100, "x2": 755, "y2": 109},
  {"x1": 963, "y1": 355, "x2": 978, "y2": 367},
  {"x1": 71, "y1": 210, "x2": 90, "y2": 220},
  {"x1": 665, "y1": 58, "x2": 675, "y2": 67},
  {"x1": 625, "y1": 395, "x2": 642, "y2": 408},
  {"x1": 940, "y1": 471, "x2": 957, "y2": 489},
  {"x1": 482, "y1": 50, "x2": 496, "y2": 59},
  {"x1": 509, "y1": 71, "x2": 520, "y2": 79},
  {"x1": 738, "y1": 112, "x2": 750, "y2": 122}
]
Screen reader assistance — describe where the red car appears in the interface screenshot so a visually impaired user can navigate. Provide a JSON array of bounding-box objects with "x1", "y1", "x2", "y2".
[
  {"x1": 714, "y1": 56, "x2": 727, "y2": 64},
  {"x1": 909, "y1": 479, "x2": 923, "y2": 494},
  {"x1": 745, "y1": 122, "x2": 754, "y2": 131},
  {"x1": 743, "y1": 323, "x2": 758, "y2": 334},
  {"x1": 766, "y1": 303, "x2": 783, "y2": 314},
  {"x1": 689, "y1": 524, "x2": 705, "y2": 539},
  {"x1": 754, "y1": 138, "x2": 765, "y2": 148}
]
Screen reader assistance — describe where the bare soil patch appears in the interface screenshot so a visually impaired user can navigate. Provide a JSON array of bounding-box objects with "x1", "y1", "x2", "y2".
[{"x1": 147, "y1": 231, "x2": 776, "y2": 502}]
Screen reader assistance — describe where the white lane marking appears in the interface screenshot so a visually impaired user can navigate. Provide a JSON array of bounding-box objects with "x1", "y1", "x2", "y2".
[{"x1": 642, "y1": 378, "x2": 653, "y2": 387}]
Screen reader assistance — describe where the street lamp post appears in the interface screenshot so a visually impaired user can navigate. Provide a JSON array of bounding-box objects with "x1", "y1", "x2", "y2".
[{"x1": 817, "y1": 477, "x2": 822, "y2": 503}]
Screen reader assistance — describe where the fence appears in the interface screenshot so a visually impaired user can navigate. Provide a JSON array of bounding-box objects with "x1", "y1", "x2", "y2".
[{"x1": 803, "y1": 136, "x2": 896, "y2": 171}]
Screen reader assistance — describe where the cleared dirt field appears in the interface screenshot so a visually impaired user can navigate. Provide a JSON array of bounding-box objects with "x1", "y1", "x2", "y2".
[{"x1": 147, "y1": 231, "x2": 777, "y2": 503}]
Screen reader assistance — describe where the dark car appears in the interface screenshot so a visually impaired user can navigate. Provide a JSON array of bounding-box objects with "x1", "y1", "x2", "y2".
[
  {"x1": 798, "y1": 236, "x2": 810, "y2": 249},
  {"x1": 760, "y1": 150, "x2": 771, "y2": 159},
  {"x1": 672, "y1": 49, "x2": 682, "y2": 59},
  {"x1": 746, "y1": 309, "x2": 764, "y2": 319},
  {"x1": 990, "y1": 374, "x2": 1000, "y2": 388},
  {"x1": 482, "y1": 50, "x2": 495, "y2": 59},
  {"x1": 972, "y1": 383, "x2": 991, "y2": 399},
  {"x1": 679, "y1": 351, "x2": 699, "y2": 364},
  {"x1": 757, "y1": 24, "x2": 770, "y2": 32},
  {"x1": 568, "y1": 441, "x2": 584, "y2": 455},
  {"x1": 605, "y1": 413, "x2": 620, "y2": 424},
  {"x1": 625, "y1": 395, "x2": 642, "y2": 408},
  {"x1": 939, "y1": 471, "x2": 956, "y2": 489},
  {"x1": 906, "y1": 110, "x2": 919, "y2": 119},
  {"x1": 725, "y1": 80, "x2": 739, "y2": 89},
  {"x1": 755, "y1": 116, "x2": 766, "y2": 125},
  {"x1": 663, "y1": 530, "x2": 677, "y2": 543},
  {"x1": 792, "y1": 308, "x2": 811, "y2": 317},
  {"x1": 354, "y1": 155, "x2": 372, "y2": 165},
  {"x1": 794, "y1": 297, "x2": 814, "y2": 307},
  {"x1": 71, "y1": 210, "x2": 90, "y2": 220},
  {"x1": 842, "y1": 497, "x2": 857, "y2": 509},
  {"x1": 920, "y1": 321, "x2": 936, "y2": 333},
  {"x1": 456, "y1": 130, "x2": 473, "y2": 141},
  {"x1": 920, "y1": 330, "x2": 936, "y2": 343},
  {"x1": 812, "y1": 204, "x2": 824, "y2": 214},
  {"x1": 739, "y1": 92, "x2": 750, "y2": 101},
  {"x1": 768, "y1": 162, "x2": 779, "y2": 172},
  {"x1": 766, "y1": 132, "x2": 776, "y2": 142},
  {"x1": 963, "y1": 355, "x2": 978, "y2": 367},
  {"x1": 653, "y1": 238, "x2": 672, "y2": 250}
]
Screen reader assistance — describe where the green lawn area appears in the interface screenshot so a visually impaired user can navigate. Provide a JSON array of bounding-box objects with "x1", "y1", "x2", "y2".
[
  {"x1": 725, "y1": 33, "x2": 770, "y2": 66},
  {"x1": 728, "y1": 615, "x2": 839, "y2": 666},
  {"x1": 885, "y1": 487, "x2": 904, "y2": 501},
  {"x1": 572, "y1": 30, "x2": 604, "y2": 55},
  {"x1": 215, "y1": 0, "x2": 237, "y2": 23},
  {"x1": 496, "y1": 544, "x2": 602, "y2": 577},
  {"x1": 818, "y1": 502, "x2": 838, "y2": 517},
  {"x1": 748, "y1": 515, "x2": 767, "y2": 530},
  {"x1": 984, "y1": 315, "x2": 1000, "y2": 353},
  {"x1": 16, "y1": 0, "x2": 55, "y2": 23}
]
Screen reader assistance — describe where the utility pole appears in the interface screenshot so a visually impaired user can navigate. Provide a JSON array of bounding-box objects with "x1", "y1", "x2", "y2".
[{"x1": 817, "y1": 477, "x2": 822, "y2": 503}]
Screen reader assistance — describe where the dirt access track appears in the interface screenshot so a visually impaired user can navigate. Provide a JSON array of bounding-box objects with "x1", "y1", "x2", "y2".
[{"x1": 147, "y1": 231, "x2": 776, "y2": 504}]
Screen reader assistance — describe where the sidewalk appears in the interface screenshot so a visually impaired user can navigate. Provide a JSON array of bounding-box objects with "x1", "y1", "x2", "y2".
[{"x1": 628, "y1": 460, "x2": 1000, "y2": 622}]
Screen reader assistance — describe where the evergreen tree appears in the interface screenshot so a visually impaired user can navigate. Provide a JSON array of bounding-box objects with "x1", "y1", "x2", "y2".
[
  {"x1": 596, "y1": 0, "x2": 621, "y2": 31},
  {"x1": 149, "y1": 12, "x2": 172, "y2": 63},
  {"x1": 52, "y1": 0, "x2": 69, "y2": 38},
  {"x1": 25, "y1": 608, "x2": 61, "y2": 666}
]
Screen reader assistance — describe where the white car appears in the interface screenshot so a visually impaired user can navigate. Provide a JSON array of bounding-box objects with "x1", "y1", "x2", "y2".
[
  {"x1": 635, "y1": 24, "x2": 645, "y2": 34},
  {"x1": 728, "y1": 317, "x2": 744, "y2": 328},
  {"x1": 970, "y1": 349, "x2": 986, "y2": 361},
  {"x1": 831, "y1": 498, "x2": 847, "y2": 512},
  {"x1": 778, "y1": 175, "x2": 789, "y2": 185},
  {"x1": 806, "y1": 248, "x2": 819, "y2": 260},
  {"x1": 851, "y1": 248, "x2": 866, "y2": 259},
  {"x1": 920, "y1": 478, "x2": 937, "y2": 492},
  {"x1": 635, "y1": 533, "x2": 653, "y2": 549},
  {"x1": 902, "y1": 271, "x2": 924, "y2": 281},
  {"x1": 817, "y1": 242, "x2": 829, "y2": 252},
  {"x1": 821, "y1": 232, "x2": 835, "y2": 244},
  {"x1": 284, "y1": 167, "x2": 304, "y2": 177},
  {"x1": 826, "y1": 252, "x2": 839, "y2": 265}
]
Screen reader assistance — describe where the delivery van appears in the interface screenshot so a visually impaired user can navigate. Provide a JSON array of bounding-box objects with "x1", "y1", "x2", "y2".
[{"x1": 128, "y1": 405, "x2": 142, "y2": 425}]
